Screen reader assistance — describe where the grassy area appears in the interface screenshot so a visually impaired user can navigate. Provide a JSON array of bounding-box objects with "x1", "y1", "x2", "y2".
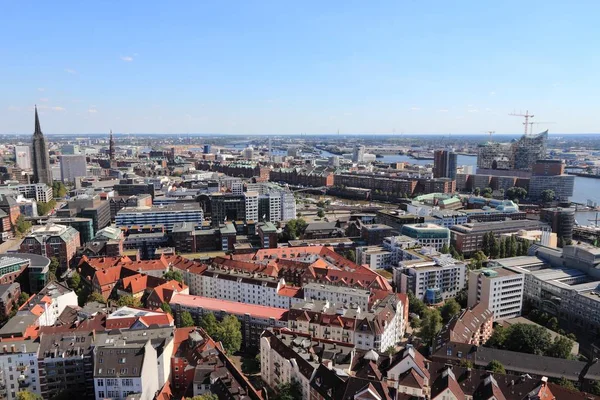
[
  {"x1": 180, "y1": 251, "x2": 227, "y2": 259},
  {"x1": 375, "y1": 269, "x2": 393, "y2": 279}
]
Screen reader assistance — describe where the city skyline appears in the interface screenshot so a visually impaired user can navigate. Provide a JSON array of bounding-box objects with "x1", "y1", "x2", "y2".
[{"x1": 2, "y1": 1, "x2": 600, "y2": 135}]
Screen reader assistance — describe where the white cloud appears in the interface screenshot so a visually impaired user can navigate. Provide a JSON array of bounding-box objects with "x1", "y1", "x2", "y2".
[
  {"x1": 490, "y1": 91, "x2": 496, "y2": 96},
  {"x1": 65, "y1": 68, "x2": 77, "y2": 74},
  {"x1": 52, "y1": 106, "x2": 66, "y2": 111},
  {"x1": 39, "y1": 98, "x2": 49, "y2": 102},
  {"x1": 409, "y1": 107, "x2": 421, "y2": 111},
  {"x1": 38, "y1": 88, "x2": 45, "y2": 92},
  {"x1": 88, "y1": 108, "x2": 98, "y2": 113},
  {"x1": 121, "y1": 56, "x2": 134, "y2": 62},
  {"x1": 438, "y1": 109, "x2": 449, "y2": 113}
]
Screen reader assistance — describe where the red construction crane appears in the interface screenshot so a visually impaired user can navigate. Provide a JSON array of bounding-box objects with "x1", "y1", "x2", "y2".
[{"x1": 509, "y1": 110, "x2": 534, "y2": 135}]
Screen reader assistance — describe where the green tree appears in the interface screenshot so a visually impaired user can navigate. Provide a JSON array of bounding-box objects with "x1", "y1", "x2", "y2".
[
  {"x1": 16, "y1": 392, "x2": 43, "y2": 400},
  {"x1": 486, "y1": 360, "x2": 506, "y2": 374},
  {"x1": 487, "y1": 323, "x2": 552, "y2": 355},
  {"x1": 482, "y1": 187, "x2": 493, "y2": 198},
  {"x1": 546, "y1": 317, "x2": 559, "y2": 332},
  {"x1": 455, "y1": 288, "x2": 468, "y2": 308},
  {"x1": 555, "y1": 377, "x2": 577, "y2": 391},
  {"x1": 546, "y1": 336, "x2": 574, "y2": 359},
  {"x1": 344, "y1": 249, "x2": 356, "y2": 263},
  {"x1": 280, "y1": 218, "x2": 309, "y2": 241},
  {"x1": 52, "y1": 181, "x2": 67, "y2": 198},
  {"x1": 48, "y1": 256, "x2": 60, "y2": 282},
  {"x1": 199, "y1": 312, "x2": 219, "y2": 335},
  {"x1": 37, "y1": 199, "x2": 57, "y2": 216},
  {"x1": 180, "y1": 311, "x2": 195, "y2": 327},
  {"x1": 67, "y1": 271, "x2": 80, "y2": 290},
  {"x1": 590, "y1": 381, "x2": 600, "y2": 396},
  {"x1": 408, "y1": 291, "x2": 426, "y2": 317},
  {"x1": 116, "y1": 295, "x2": 142, "y2": 308},
  {"x1": 87, "y1": 291, "x2": 106, "y2": 304},
  {"x1": 440, "y1": 299, "x2": 461, "y2": 323},
  {"x1": 474, "y1": 187, "x2": 481, "y2": 196},
  {"x1": 163, "y1": 270, "x2": 184, "y2": 284},
  {"x1": 187, "y1": 394, "x2": 219, "y2": 400},
  {"x1": 274, "y1": 380, "x2": 303, "y2": 400},
  {"x1": 160, "y1": 302, "x2": 172, "y2": 315},
  {"x1": 482, "y1": 232, "x2": 490, "y2": 256},
  {"x1": 18, "y1": 292, "x2": 30, "y2": 306},
  {"x1": 317, "y1": 209, "x2": 325, "y2": 218},
  {"x1": 460, "y1": 359, "x2": 474, "y2": 369},
  {"x1": 486, "y1": 325, "x2": 508, "y2": 348},
  {"x1": 440, "y1": 244, "x2": 450, "y2": 254},
  {"x1": 419, "y1": 307, "x2": 442, "y2": 344},
  {"x1": 498, "y1": 238, "x2": 506, "y2": 258},
  {"x1": 506, "y1": 187, "x2": 527, "y2": 201},
  {"x1": 15, "y1": 215, "x2": 32, "y2": 236},
  {"x1": 541, "y1": 189, "x2": 555, "y2": 203},
  {"x1": 216, "y1": 315, "x2": 243, "y2": 354},
  {"x1": 490, "y1": 234, "x2": 499, "y2": 259}
]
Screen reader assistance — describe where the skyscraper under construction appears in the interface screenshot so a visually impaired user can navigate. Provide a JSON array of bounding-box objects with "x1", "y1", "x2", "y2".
[{"x1": 477, "y1": 130, "x2": 548, "y2": 172}]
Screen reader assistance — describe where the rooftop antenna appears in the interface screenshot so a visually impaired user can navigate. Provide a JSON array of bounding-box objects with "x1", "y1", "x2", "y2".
[{"x1": 509, "y1": 110, "x2": 534, "y2": 135}]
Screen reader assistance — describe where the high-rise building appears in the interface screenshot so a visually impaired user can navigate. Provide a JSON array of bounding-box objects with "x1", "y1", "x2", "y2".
[
  {"x1": 31, "y1": 106, "x2": 53, "y2": 185},
  {"x1": 529, "y1": 159, "x2": 574, "y2": 201},
  {"x1": 244, "y1": 191, "x2": 259, "y2": 222},
  {"x1": 14, "y1": 145, "x2": 31, "y2": 170},
  {"x1": 108, "y1": 130, "x2": 115, "y2": 161},
  {"x1": 353, "y1": 145, "x2": 365, "y2": 163},
  {"x1": 540, "y1": 207, "x2": 575, "y2": 244},
  {"x1": 60, "y1": 155, "x2": 87, "y2": 183},
  {"x1": 467, "y1": 266, "x2": 525, "y2": 321},
  {"x1": 433, "y1": 150, "x2": 457, "y2": 179}
]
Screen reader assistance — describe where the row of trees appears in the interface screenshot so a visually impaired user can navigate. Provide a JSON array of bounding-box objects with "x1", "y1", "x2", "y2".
[
  {"x1": 279, "y1": 218, "x2": 308, "y2": 241},
  {"x1": 481, "y1": 232, "x2": 530, "y2": 259},
  {"x1": 37, "y1": 199, "x2": 57, "y2": 216},
  {"x1": 486, "y1": 323, "x2": 574, "y2": 359}
]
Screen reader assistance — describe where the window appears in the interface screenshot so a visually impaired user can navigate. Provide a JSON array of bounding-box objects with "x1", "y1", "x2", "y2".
[
  {"x1": 98, "y1": 391, "x2": 105, "y2": 398},
  {"x1": 98, "y1": 379, "x2": 104, "y2": 386}
]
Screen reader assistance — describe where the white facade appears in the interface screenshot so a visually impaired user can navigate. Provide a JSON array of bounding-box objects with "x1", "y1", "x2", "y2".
[
  {"x1": 356, "y1": 245, "x2": 393, "y2": 269},
  {"x1": 432, "y1": 211, "x2": 468, "y2": 228},
  {"x1": 468, "y1": 268, "x2": 524, "y2": 321},
  {"x1": 0, "y1": 342, "x2": 41, "y2": 400},
  {"x1": 10, "y1": 184, "x2": 53, "y2": 203},
  {"x1": 231, "y1": 181, "x2": 244, "y2": 195},
  {"x1": 60, "y1": 155, "x2": 87, "y2": 183},
  {"x1": 14, "y1": 145, "x2": 32, "y2": 170},
  {"x1": 280, "y1": 191, "x2": 296, "y2": 221},
  {"x1": 94, "y1": 341, "x2": 158, "y2": 400},
  {"x1": 268, "y1": 193, "x2": 282, "y2": 222},
  {"x1": 397, "y1": 259, "x2": 467, "y2": 302},
  {"x1": 244, "y1": 191, "x2": 259, "y2": 222},
  {"x1": 40, "y1": 288, "x2": 78, "y2": 327},
  {"x1": 303, "y1": 283, "x2": 370, "y2": 310}
]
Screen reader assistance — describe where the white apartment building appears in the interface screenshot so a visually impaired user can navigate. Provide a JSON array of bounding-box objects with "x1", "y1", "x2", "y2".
[
  {"x1": 468, "y1": 266, "x2": 525, "y2": 321},
  {"x1": 231, "y1": 181, "x2": 244, "y2": 195},
  {"x1": 382, "y1": 235, "x2": 420, "y2": 266},
  {"x1": 396, "y1": 255, "x2": 467, "y2": 303},
  {"x1": 268, "y1": 192, "x2": 282, "y2": 222},
  {"x1": 356, "y1": 245, "x2": 393, "y2": 269},
  {"x1": 244, "y1": 191, "x2": 259, "y2": 222},
  {"x1": 303, "y1": 283, "x2": 371, "y2": 310},
  {"x1": 432, "y1": 210, "x2": 468, "y2": 228},
  {"x1": 0, "y1": 341, "x2": 41, "y2": 400},
  {"x1": 280, "y1": 190, "x2": 296, "y2": 221},
  {"x1": 287, "y1": 295, "x2": 405, "y2": 352}
]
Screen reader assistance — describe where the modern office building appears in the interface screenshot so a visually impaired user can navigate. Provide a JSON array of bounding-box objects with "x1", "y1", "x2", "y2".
[
  {"x1": 540, "y1": 207, "x2": 575, "y2": 244},
  {"x1": 353, "y1": 145, "x2": 366, "y2": 163},
  {"x1": 48, "y1": 217, "x2": 94, "y2": 244},
  {"x1": 14, "y1": 145, "x2": 32, "y2": 170},
  {"x1": 9, "y1": 183, "x2": 53, "y2": 203},
  {"x1": 433, "y1": 150, "x2": 457, "y2": 179},
  {"x1": 467, "y1": 264, "x2": 525, "y2": 321},
  {"x1": 244, "y1": 191, "x2": 259, "y2": 222},
  {"x1": 79, "y1": 200, "x2": 111, "y2": 233},
  {"x1": 3, "y1": 253, "x2": 51, "y2": 293},
  {"x1": 529, "y1": 160, "x2": 575, "y2": 201},
  {"x1": 31, "y1": 107, "x2": 53, "y2": 185},
  {"x1": 116, "y1": 203, "x2": 204, "y2": 232},
  {"x1": 477, "y1": 131, "x2": 547, "y2": 172},
  {"x1": 400, "y1": 223, "x2": 451, "y2": 251},
  {"x1": 60, "y1": 154, "x2": 87, "y2": 183},
  {"x1": 210, "y1": 193, "x2": 245, "y2": 226}
]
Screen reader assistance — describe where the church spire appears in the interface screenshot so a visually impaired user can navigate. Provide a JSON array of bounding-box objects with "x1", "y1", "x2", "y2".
[
  {"x1": 109, "y1": 129, "x2": 115, "y2": 161},
  {"x1": 34, "y1": 105, "x2": 42, "y2": 135}
]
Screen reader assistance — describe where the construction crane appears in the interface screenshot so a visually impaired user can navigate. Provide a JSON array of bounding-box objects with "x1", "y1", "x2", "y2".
[
  {"x1": 485, "y1": 130, "x2": 496, "y2": 141},
  {"x1": 528, "y1": 121, "x2": 555, "y2": 134},
  {"x1": 509, "y1": 110, "x2": 534, "y2": 135}
]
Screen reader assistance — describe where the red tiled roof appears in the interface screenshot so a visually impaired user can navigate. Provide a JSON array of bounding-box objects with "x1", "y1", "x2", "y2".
[
  {"x1": 151, "y1": 280, "x2": 188, "y2": 303},
  {"x1": 277, "y1": 286, "x2": 302, "y2": 298},
  {"x1": 170, "y1": 294, "x2": 288, "y2": 321},
  {"x1": 121, "y1": 274, "x2": 148, "y2": 294}
]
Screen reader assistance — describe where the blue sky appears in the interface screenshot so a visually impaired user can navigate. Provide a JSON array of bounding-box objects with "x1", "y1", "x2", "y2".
[{"x1": 2, "y1": 1, "x2": 600, "y2": 135}]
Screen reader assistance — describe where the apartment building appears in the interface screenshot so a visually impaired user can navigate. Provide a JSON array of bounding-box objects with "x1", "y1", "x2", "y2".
[
  {"x1": 20, "y1": 224, "x2": 81, "y2": 270},
  {"x1": 302, "y1": 283, "x2": 370, "y2": 310},
  {"x1": 436, "y1": 302, "x2": 494, "y2": 349},
  {"x1": 8, "y1": 183, "x2": 53, "y2": 203},
  {"x1": 287, "y1": 294, "x2": 405, "y2": 352},
  {"x1": 0, "y1": 341, "x2": 41, "y2": 400},
  {"x1": 116, "y1": 203, "x2": 204, "y2": 232},
  {"x1": 355, "y1": 245, "x2": 393, "y2": 269},
  {"x1": 467, "y1": 264, "x2": 525, "y2": 321},
  {"x1": 244, "y1": 191, "x2": 259, "y2": 222},
  {"x1": 396, "y1": 251, "x2": 467, "y2": 304}
]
